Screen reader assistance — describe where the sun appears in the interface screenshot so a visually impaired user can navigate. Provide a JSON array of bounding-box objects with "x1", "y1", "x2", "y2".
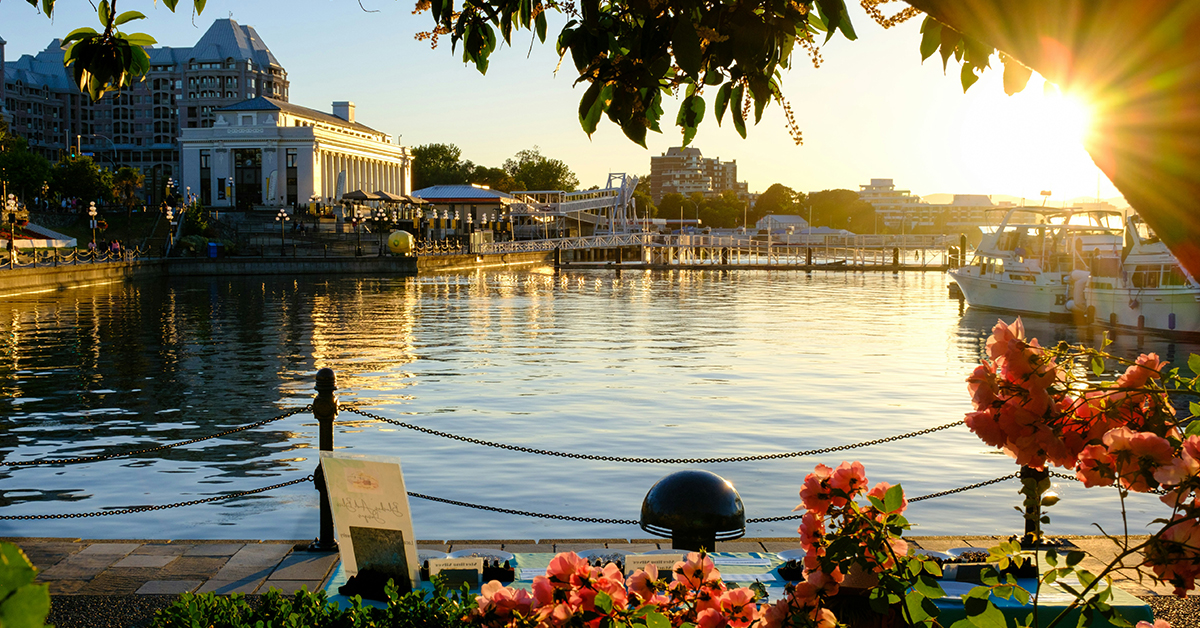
[{"x1": 949, "y1": 74, "x2": 1110, "y2": 202}]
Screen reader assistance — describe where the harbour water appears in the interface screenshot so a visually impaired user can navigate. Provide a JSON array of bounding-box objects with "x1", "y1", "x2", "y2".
[{"x1": 0, "y1": 268, "x2": 1195, "y2": 542}]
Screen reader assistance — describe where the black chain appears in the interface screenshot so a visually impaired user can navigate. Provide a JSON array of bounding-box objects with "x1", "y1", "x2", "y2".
[
  {"x1": 744, "y1": 473, "x2": 1022, "y2": 522},
  {"x1": 407, "y1": 492, "x2": 639, "y2": 524},
  {"x1": 339, "y1": 406, "x2": 964, "y2": 464},
  {"x1": 0, "y1": 475, "x2": 314, "y2": 520},
  {"x1": 2, "y1": 406, "x2": 313, "y2": 468},
  {"x1": 1049, "y1": 470, "x2": 1170, "y2": 495}
]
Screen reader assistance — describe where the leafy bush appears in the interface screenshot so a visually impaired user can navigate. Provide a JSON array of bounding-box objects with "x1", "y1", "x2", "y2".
[
  {"x1": 0, "y1": 542, "x2": 50, "y2": 628},
  {"x1": 152, "y1": 578, "x2": 474, "y2": 628}
]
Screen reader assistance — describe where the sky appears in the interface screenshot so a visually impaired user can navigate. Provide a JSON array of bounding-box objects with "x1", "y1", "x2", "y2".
[{"x1": 0, "y1": 0, "x2": 1125, "y2": 204}]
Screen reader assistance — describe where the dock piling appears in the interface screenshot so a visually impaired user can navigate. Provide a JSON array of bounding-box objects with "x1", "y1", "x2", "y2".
[{"x1": 309, "y1": 368, "x2": 339, "y2": 552}]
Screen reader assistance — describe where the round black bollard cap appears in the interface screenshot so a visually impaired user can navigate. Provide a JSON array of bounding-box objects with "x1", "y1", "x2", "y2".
[
  {"x1": 640, "y1": 470, "x2": 745, "y2": 543},
  {"x1": 315, "y1": 368, "x2": 337, "y2": 393}
]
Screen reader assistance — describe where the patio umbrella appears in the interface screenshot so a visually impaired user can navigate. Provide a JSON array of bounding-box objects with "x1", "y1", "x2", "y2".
[
  {"x1": 341, "y1": 190, "x2": 383, "y2": 201},
  {"x1": 373, "y1": 191, "x2": 406, "y2": 203}
]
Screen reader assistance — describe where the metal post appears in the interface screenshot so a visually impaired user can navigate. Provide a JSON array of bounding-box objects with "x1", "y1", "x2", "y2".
[
  {"x1": 1019, "y1": 465, "x2": 1049, "y2": 549},
  {"x1": 309, "y1": 368, "x2": 339, "y2": 551}
]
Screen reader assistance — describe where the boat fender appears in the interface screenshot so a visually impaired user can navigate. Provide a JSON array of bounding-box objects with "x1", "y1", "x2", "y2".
[{"x1": 1067, "y1": 270, "x2": 1090, "y2": 313}]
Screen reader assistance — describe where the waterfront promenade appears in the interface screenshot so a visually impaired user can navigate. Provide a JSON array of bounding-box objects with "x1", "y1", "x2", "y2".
[{"x1": 7, "y1": 535, "x2": 1192, "y2": 627}]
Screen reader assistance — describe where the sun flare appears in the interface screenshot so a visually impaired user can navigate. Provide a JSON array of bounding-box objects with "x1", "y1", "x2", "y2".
[{"x1": 949, "y1": 74, "x2": 1113, "y2": 202}]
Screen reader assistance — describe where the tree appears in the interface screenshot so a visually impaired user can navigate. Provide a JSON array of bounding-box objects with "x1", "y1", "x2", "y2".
[
  {"x1": 698, "y1": 190, "x2": 744, "y2": 228},
  {"x1": 411, "y1": 143, "x2": 472, "y2": 190},
  {"x1": 658, "y1": 193, "x2": 686, "y2": 225},
  {"x1": 752, "y1": 184, "x2": 801, "y2": 227},
  {"x1": 805, "y1": 189, "x2": 876, "y2": 231},
  {"x1": 468, "y1": 165, "x2": 517, "y2": 192},
  {"x1": 23, "y1": 1, "x2": 1200, "y2": 279},
  {"x1": 0, "y1": 136, "x2": 53, "y2": 204},
  {"x1": 111, "y1": 167, "x2": 145, "y2": 217},
  {"x1": 503, "y1": 147, "x2": 579, "y2": 192},
  {"x1": 51, "y1": 155, "x2": 112, "y2": 207}
]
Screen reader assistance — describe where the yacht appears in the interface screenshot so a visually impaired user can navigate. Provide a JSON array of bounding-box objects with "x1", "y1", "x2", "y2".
[{"x1": 948, "y1": 206, "x2": 1200, "y2": 336}]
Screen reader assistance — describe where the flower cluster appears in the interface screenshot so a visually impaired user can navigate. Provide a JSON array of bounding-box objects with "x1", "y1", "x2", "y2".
[
  {"x1": 965, "y1": 318, "x2": 1200, "y2": 595},
  {"x1": 470, "y1": 551, "x2": 758, "y2": 628}
]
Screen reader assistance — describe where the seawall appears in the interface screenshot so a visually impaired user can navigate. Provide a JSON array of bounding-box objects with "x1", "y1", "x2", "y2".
[{"x1": 0, "y1": 251, "x2": 554, "y2": 295}]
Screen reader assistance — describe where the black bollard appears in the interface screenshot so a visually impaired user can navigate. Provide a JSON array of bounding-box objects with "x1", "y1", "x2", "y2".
[
  {"x1": 1019, "y1": 465, "x2": 1049, "y2": 549},
  {"x1": 309, "y1": 368, "x2": 339, "y2": 551}
]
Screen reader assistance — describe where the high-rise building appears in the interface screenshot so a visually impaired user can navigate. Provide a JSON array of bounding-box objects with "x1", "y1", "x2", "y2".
[
  {"x1": 858, "y1": 178, "x2": 935, "y2": 232},
  {"x1": 1, "y1": 19, "x2": 288, "y2": 204},
  {"x1": 649, "y1": 146, "x2": 749, "y2": 204}
]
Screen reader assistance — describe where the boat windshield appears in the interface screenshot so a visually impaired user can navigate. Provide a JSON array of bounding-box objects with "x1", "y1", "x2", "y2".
[
  {"x1": 1044, "y1": 210, "x2": 1124, "y2": 229},
  {"x1": 1131, "y1": 215, "x2": 1161, "y2": 244}
]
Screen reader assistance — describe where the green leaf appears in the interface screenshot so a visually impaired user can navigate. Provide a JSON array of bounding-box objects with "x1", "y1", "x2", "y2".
[
  {"x1": 1066, "y1": 551, "x2": 1085, "y2": 567},
  {"x1": 1092, "y1": 356, "x2": 1104, "y2": 377},
  {"x1": 0, "y1": 544, "x2": 37, "y2": 601},
  {"x1": 535, "y1": 11, "x2": 547, "y2": 42},
  {"x1": 1185, "y1": 416, "x2": 1200, "y2": 436},
  {"x1": 578, "y1": 81, "x2": 605, "y2": 135},
  {"x1": 676, "y1": 93, "x2": 706, "y2": 146},
  {"x1": 162, "y1": 0, "x2": 180, "y2": 11},
  {"x1": 714, "y1": 83, "x2": 732, "y2": 125},
  {"x1": 1190, "y1": 353, "x2": 1200, "y2": 376},
  {"x1": 960, "y1": 62, "x2": 980, "y2": 91},
  {"x1": 194, "y1": 0, "x2": 207, "y2": 14},
  {"x1": 646, "y1": 611, "x2": 671, "y2": 628},
  {"x1": 112, "y1": 10, "x2": 145, "y2": 25},
  {"x1": 919, "y1": 17, "x2": 942, "y2": 61},
  {"x1": 98, "y1": 0, "x2": 110, "y2": 26},
  {"x1": 1000, "y1": 52, "x2": 1032, "y2": 95},
  {"x1": 884, "y1": 483, "x2": 904, "y2": 512},
  {"x1": 938, "y1": 26, "x2": 959, "y2": 71},
  {"x1": 672, "y1": 18, "x2": 702, "y2": 77},
  {"x1": 122, "y1": 32, "x2": 158, "y2": 47},
  {"x1": 40, "y1": 0, "x2": 56, "y2": 18},
  {"x1": 595, "y1": 590, "x2": 613, "y2": 613},
  {"x1": 0, "y1": 583, "x2": 51, "y2": 628},
  {"x1": 964, "y1": 594, "x2": 1007, "y2": 628},
  {"x1": 730, "y1": 83, "x2": 746, "y2": 139}
]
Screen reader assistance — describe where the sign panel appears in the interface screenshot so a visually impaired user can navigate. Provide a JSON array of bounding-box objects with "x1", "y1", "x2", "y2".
[{"x1": 320, "y1": 451, "x2": 419, "y2": 588}]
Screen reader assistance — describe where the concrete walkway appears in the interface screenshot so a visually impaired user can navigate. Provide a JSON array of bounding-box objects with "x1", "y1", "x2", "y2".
[{"x1": 4, "y1": 535, "x2": 1193, "y2": 627}]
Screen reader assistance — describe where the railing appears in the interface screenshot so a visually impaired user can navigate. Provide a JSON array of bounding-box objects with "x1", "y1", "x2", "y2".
[
  {"x1": 0, "y1": 368, "x2": 1048, "y2": 537},
  {"x1": 0, "y1": 245, "x2": 152, "y2": 270}
]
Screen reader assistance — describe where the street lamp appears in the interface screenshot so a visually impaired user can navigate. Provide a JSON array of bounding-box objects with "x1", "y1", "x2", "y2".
[
  {"x1": 275, "y1": 207, "x2": 289, "y2": 256},
  {"x1": 88, "y1": 201, "x2": 98, "y2": 252},
  {"x1": 373, "y1": 207, "x2": 389, "y2": 255},
  {"x1": 6, "y1": 194, "x2": 18, "y2": 264},
  {"x1": 166, "y1": 177, "x2": 174, "y2": 206},
  {"x1": 165, "y1": 205, "x2": 175, "y2": 255},
  {"x1": 352, "y1": 207, "x2": 364, "y2": 256}
]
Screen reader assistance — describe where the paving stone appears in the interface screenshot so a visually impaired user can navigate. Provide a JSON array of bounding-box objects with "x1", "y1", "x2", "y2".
[
  {"x1": 78, "y1": 572, "x2": 149, "y2": 595},
  {"x1": 77, "y1": 543, "x2": 141, "y2": 556},
  {"x1": 270, "y1": 552, "x2": 339, "y2": 581},
  {"x1": 212, "y1": 545, "x2": 293, "y2": 581},
  {"x1": 261, "y1": 580, "x2": 321, "y2": 595},
  {"x1": 45, "y1": 580, "x2": 87, "y2": 595},
  {"x1": 184, "y1": 543, "x2": 246, "y2": 557},
  {"x1": 22, "y1": 544, "x2": 86, "y2": 572},
  {"x1": 159, "y1": 556, "x2": 228, "y2": 580},
  {"x1": 113, "y1": 554, "x2": 177, "y2": 568},
  {"x1": 136, "y1": 580, "x2": 203, "y2": 594},
  {"x1": 759, "y1": 541, "x2": 804, "y2": 552},
  {"x1": 132, "y1": 544, "x2": 193, "y2": 556},
  {"x1": 599, "y1": 543, "x2": 661, "y2": 553},
  {"x1": 197, "y1": 578, "x2": 266, "y2": 594},
  {"x1": 39, "y1": 555, "x2": 123, "y2": 580},
  {"x1": 448, "y1": 543, "x2": 505, "y2": 553}
]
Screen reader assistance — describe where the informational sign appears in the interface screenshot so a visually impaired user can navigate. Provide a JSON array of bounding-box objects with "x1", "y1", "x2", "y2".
[
  {"x1": 427, "y1": 557, "x2": 484, "y2": 586},
  {"x1": 624, "y1": 554, "x2": 686, "y2": 574},
  {"x1": 320, "y1": 452, "x2": 419, "y2": 588}
]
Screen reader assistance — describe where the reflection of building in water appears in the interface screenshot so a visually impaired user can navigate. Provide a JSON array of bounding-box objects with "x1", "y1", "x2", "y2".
[{"x1": 180, "y1": 98, "x2": 412, "y2": 209}]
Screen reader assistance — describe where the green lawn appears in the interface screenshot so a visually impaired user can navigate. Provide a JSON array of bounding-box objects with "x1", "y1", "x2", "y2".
[{"x1": 49, "y1": 211, "x2": 163, "y2": 249}]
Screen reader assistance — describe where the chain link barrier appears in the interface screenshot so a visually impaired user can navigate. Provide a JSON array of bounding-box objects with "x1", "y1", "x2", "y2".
[
  {"x1": 406, "y1": 492, "x2": 639, "y2": 525},
  {"x1": 2, "y1": 405, "x2": 313, "y2": 468},
  {"x1": 339, "y1": 406, "x2": 965, "y2": 464},
  {"x1": 0, "y1": 475, "x2": 314, "y2": 520}
]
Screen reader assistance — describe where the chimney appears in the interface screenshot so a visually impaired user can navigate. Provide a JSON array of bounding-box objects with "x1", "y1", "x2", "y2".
[{"x1": 332, "y1": 101, "x2": 355, "y2": 123}]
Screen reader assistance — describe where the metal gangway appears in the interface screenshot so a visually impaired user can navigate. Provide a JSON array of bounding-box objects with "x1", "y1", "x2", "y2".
[{"x1": 508, "y1": 173, "x2": 641, "y2": 238}]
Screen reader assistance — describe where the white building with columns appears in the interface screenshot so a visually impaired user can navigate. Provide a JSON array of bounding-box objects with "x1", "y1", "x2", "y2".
[{"x1": 179, "y1": 96, "x2": 411, "y2": 209}]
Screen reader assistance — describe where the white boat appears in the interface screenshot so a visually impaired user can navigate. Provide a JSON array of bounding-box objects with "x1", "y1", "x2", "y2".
[{"x1": 948, "y1": 206, "x2": 1200, "y2": 337}]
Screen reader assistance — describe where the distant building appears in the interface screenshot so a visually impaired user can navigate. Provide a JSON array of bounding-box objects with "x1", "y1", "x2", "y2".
[
  {"x1": 649, "y1": 146, "x2": 749, "y2": 204},
  {"x1": 2, "y1": 19, "x2": 289, "y2": 204},
  {"x1": 411, "y1": 184, "x2": 515, "y2": 228},
  {"x1": 755, "y1": 214, "x2": 809, "y2": 232},
  {"x1": 858, "y1": 178, "x2": 935, "y2": 232},
  {"x1": 179, "y1": 97, "x2": 411, "y2": 208}
]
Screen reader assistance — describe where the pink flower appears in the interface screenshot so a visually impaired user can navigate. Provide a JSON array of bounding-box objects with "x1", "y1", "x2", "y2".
[
  {"x1": 813, "y1": 607, "x2": 838, "y2": 628},
  {"x1": 799, "y1": 464, "x2": 834, "y2": 515},
  {"x1": 1104, "y1": 427, "x2": 1174, "y2": 492},
  {"x1": 967, "y1": 361, "x2": 999, "y2": 411},
  {"x1": 1118, "y1": 354, "x2": 1166, "y2": 390},
  {"x1": 1076, "y1": 444, "x2": 1116, "y2": 487},
  {"x1": 545, "y1": 552, "x2": 590, "y2": 589},
  {"x1": 674, "y1": 552, "x2": 722, "y2": 589},
  {"x1": 626, "y1": 563, "x2": 667, "y2": 605},
  {"x1": 798, "y1": 512, "x2": 825, "y2": 551},
  {"x1": 1136, "y1": 621, "x2": 1171, "y2": 628},
  {"x1": 696, "y1": 608, "x2": 729, "y2": 628},
  {"x1": 475, "y1": 580, "x2": 535, "y2": 619},
  {"x1": 965, "y1": 410, "x2": 1007, "y2": 449},
  {"x1": 719, "y1": 587, "x2": 761, "y2": 628},
  {"x1": 1155, "y1": 447, "x2": 1200, "y2": 488},
  {"x1": 829, "y1": 461, "x2": 868, "y2": 503},
  {"x1": 986, "y1": 318, "x2": 1026, "y2": 361}
]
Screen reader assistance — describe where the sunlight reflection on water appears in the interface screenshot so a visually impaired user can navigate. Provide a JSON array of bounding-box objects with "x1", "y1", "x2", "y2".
[{"x1": 0, "y1": 269, "x2": 1194, "y2": 541}]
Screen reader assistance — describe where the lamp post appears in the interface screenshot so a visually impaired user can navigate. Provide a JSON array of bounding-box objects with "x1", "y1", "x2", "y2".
[
  {"x1": 5, "y1": 194, "x2": 18, "y2": 265},
  {"x1": 276, "y1": 207, "x2": 289, "y2": 256},
  {"x1": 166, "y1": 177, "x2": 174, "y2": 207},
  {"x1": 88, "y1": 201, "x2": 98, "y2": 252},
  {"x1": 373, "y1": 207, "x2": 389, "y2": 255},
  {"x1": 353, "y1": 207, "x2": 363, "y2": 256},
  {"x1": 165, "y1": 205, "x2": 175, "y2": 255}
]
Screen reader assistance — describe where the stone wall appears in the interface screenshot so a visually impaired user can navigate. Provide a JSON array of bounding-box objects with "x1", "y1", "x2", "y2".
[{"x1": 0, "y1": 259, "x2": 166, "y2": 296}]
